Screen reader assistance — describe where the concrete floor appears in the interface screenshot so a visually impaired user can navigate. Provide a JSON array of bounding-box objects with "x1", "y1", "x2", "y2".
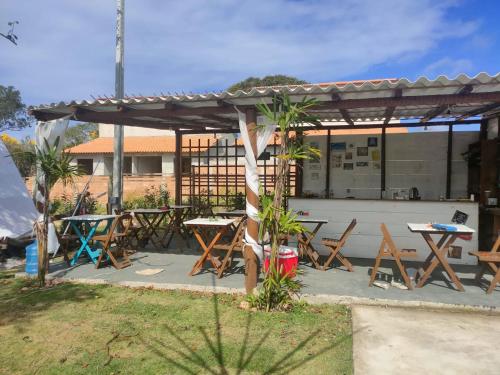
[
  {"x1": 353, "y1": 305, "x2": 500, "y2": 374},
  {"x1": 47, "y1": 238, "x2": 500, "y2": 310}
]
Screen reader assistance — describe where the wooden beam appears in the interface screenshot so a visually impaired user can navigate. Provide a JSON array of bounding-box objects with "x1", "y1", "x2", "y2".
[
  {"x1": 338, "y1": 109, "x2": 354, "y2": 125},
  {"x1": 179, "y1": 119, "x2": 481, "y2": 134},
  {"x1": 325, "y1": 129, "x2": 331, "y2": 197},
  {"x1": 456, "y1": 102, "x2": 500, "y2": 120},
  {"x1": 446, "y1": 125, "x2": 453, "y2": 199},
  {"x1": 332, "y1": 93, "x2": 354, "y2": 125},
  {"x1": 175, "y1": 131, "x2": 182, "y2": 205},
  {"x1": 420, "y1": 85, "x2": 474, "y2": 122},
  {"x1": 316, "y1": 91, "x2": 500, "y2": 110},
  {"x1": 383, "y1": 88, "x2": 403, "y2": 124},
  {"x1": 381, "y1": 125, "x2": 386, "y2": 198}
]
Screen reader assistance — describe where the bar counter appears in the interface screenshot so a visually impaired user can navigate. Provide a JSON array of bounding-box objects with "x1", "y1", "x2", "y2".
[{"x1": 289, "y1": 198, "x2": 479, "y2": 265}]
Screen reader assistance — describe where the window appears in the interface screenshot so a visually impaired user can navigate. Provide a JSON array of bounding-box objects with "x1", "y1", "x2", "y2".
[
  {"x1": 123, "y1": 156, "x2": 132, "y2": 174},
  {"x1": 77, "y1": 159, "x2": 93, "y2": 175},
  {"x1": 181, "y1": 157, "x2": 192, "y2": 174}
]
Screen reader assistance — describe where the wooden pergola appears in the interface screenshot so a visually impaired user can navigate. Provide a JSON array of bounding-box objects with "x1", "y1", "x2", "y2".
[
  {"x1": 30, "y1": 73, "x2": 500, "y2": 292},
  {"x1": 31, "y1": 73, "x2": 500, "y2": 203}
]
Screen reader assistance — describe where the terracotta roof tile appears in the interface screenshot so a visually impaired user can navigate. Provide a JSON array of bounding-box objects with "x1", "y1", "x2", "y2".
[{"x1": 66, "y1": 136, "x2": 217, "y2": 155}]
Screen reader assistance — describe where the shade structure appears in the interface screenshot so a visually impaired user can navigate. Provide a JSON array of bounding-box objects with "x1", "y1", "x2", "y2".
[{"x1": 30, "y1": 73, "x2": 500, "y2": 132}]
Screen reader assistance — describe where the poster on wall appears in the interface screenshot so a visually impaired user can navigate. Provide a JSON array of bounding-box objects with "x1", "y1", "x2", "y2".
[
  {"x1": 345, "y1": 151, "x2": 353, "y2": 160},
  {"x1": 309, "y1": 164, "x2": 321, "y2": 171},
  {"x1": 332, "y1": 154, "x2": 342, "y2": 168},
  {"x1": 343, "y1": 163, "x2": 354, "y2": 170},
  {"x1": 371, "y1": 149, "x2": 380, "y2": 161},
  {"x1": 330, "y1": 142, "x2": 346, "y2": 152},
  {"x1": 311, "y1": 172, "x2": 320, "y2": 180},
  {"x1": 373, "y1": 162, "x2": 381, "y2": 169},
  {"x1": 356, "y1": 161, "x2": 368, "y2": 167},
  {"x1": 357, "y1": 147, "x2": 368, "y2": 157},
  {"x1": 368, "y1": 137, "x2": 378, "y2": 147}
]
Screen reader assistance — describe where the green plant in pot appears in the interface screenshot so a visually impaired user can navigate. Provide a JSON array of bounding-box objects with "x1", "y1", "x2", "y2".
[{"x1": 249, "y1": 94, "x2": 321, "y2": 311}]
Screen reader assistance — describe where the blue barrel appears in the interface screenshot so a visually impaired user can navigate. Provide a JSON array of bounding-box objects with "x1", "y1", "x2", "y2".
[{"x1": 25, "y1": 241, "x2": 38, "y2": 275}]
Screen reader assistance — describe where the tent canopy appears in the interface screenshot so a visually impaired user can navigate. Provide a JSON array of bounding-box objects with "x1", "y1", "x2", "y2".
[{"x1": 0, "y1": 141, "x2": 38, "y2": 240}]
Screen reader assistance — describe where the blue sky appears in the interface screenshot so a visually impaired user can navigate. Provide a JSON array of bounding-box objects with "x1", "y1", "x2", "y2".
[{"x1": 1, "y1": 0, "x2": 499, "y2": 138}]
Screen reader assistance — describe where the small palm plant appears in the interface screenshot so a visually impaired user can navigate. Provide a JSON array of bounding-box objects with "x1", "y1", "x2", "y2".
[
  {"x1": 26, "y1": 136, "x2": 82, "y2": 286},
  {"x1": 251, "y1": 94, "x2": 321, "y2": 310}
]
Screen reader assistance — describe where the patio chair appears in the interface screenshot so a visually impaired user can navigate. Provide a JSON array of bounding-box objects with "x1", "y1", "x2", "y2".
[
  {"x1": 114, "y1": 208, "x2": 144, "y2": 248},
  {"x1": 53, "y1": 218, "x2": 79, "y2": 265},
  {"x1": 321, "y1": 219, "x2": 357, "y2": 271},
  {"x1": 213, "y1": 219, "x2": 246, "y2": 278},
  {"x1": 469, "y1": 234, "x2": 500, "y2": 294},
  {"x1": 369, "y1": 223, "x2": 417, "y2": 290},
  {"x1": 94, "y1": 214, "x2": 133, "y2": 269}
]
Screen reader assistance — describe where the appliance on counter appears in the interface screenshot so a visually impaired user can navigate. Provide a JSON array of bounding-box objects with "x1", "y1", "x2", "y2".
[{"x1": 409, "y1": 187, "x2": 421, "y2": 200}]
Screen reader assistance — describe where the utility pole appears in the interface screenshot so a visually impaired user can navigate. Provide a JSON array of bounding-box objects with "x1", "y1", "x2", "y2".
[{"x1": 111, "y1": 0, "x2": 124, "y2": 212}]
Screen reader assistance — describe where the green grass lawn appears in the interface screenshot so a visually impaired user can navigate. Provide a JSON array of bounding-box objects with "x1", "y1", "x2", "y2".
[{"x1": 0, "y1": 272, "x2": 352, "y2": 374}]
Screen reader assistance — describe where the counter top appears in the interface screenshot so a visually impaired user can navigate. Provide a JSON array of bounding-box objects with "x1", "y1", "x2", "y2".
[{"x1": 291, "y1": 197, "x2": 478, "y2": 204}]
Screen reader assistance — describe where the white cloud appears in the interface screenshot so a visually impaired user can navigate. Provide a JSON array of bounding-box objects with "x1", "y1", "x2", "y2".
[
  {"x1": 423, "y1": 57, "x2": 475, "y2": 78},
  {"x1": 0, "y1": 0, "x2": 479, "y2": 106}
]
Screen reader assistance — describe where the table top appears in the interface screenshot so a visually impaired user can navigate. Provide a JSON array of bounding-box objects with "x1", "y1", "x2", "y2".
[
  {"x1": 62, "y1": 214, "x2": 117, "y2": 222},
  {"x1": 169, "y1": 205, "x2": 192, "y2": 209},
  {"x1": 215, "y1": 209, "x2": 247, "y2": 217},
  {"x1": 184, "y1": 217, "x2": 235, "y2": 227},
  {"x1": 126, "y1": 208, "x2": 168, "y2": 214},
  {"x1": 296, "y1": 217, "x2": 329, "y2": 224},
  {"x1": 407, "y1": 223, "x2": 475, "y2": 234}
]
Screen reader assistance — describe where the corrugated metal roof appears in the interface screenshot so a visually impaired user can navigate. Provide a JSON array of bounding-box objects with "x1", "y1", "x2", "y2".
[{"x1": 31, "y1": 73, "x2": 500, "y2": 127}]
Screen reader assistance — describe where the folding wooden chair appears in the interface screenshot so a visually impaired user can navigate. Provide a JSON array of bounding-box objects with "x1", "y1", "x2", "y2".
[
  {"x1": 369, "y1": 223, "x2": 417, "y2": 290},
  {"x1": 52, "y1": 218, "x2": 79, "y2": 265},
  {"x1": 213, "y1": 219, "x2": 246, "y2": 278},
  {"x1": 469, "y1": 235, "x2": 500, "y2": 294},
  {"x1": 114, "y1": 209, "x2": 144, "y2": 248},
  {"x1": 321, "y1": 219, "x2": 357, "y2": 271},
  {"x1": 94, "y1": 214, "x2": 133, "y2": 269}
]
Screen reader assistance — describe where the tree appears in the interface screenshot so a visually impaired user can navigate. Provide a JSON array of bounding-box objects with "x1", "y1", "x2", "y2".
[
  {"x1": 64, "y1": 122, "x2": 98, "y2": 147},
  {"x1": 249, "y1": 94, "x2": 321, "y2": 311},
  {"x1": 1, "y1": 133, "x2": 35, "y2": 177},
  {"x1": 227, "y1": 75, "x2": 308, "y2": 93},
  {"x1": 0, "y1": 85, "x2": 31, "y2": 131},
  {"x1": 27, "y1": 137, "x2": 83, "y2": 286}
]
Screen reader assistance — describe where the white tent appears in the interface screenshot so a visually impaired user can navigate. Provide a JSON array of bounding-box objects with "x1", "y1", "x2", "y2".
[{"x1": 0, "y1": 140, "x2": 39, "y2": 240}]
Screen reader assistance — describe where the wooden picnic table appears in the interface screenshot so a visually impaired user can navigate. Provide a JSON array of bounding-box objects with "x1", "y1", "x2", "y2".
[
  {"x1": 407, "y1": 223, "x2": 475, "y2": 292},
  {"x1": 162, "y1": 205, "x2": 192, "y2": 248},
  {"x1": 62, "y1": 214, "x2": 117, "y2": 266},
  {"x1": 184, "y1": 217, "x2": 235, "y2": 276},
  {"x1": 126, "y1": 208, "x2": 169, "y2": 250},
  {"x1": 296, "y1": 217, "x2": 329, "y2": 269},
  {"x1": 215, "y1": 209, "x2": 247, "y2": 218}
]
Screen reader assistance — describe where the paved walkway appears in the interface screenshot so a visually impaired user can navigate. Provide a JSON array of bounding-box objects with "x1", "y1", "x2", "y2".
[
  {"x1": 47, "y1": 245, "x2": 500, "y2": 310},
  {"x1": 353, "y1": 305, "x2": 500, "y2": 374}
]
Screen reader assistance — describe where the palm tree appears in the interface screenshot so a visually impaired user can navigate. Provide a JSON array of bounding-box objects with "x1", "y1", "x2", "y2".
[
  {"x1": 27, "y1": 137, "x2": 82, "y2": 286},
  {"x1": 252, "y1": 94, "x2": 321, "y2": 310}
]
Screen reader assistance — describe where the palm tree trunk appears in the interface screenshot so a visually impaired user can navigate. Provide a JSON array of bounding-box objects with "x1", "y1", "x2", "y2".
[
  {"x1": 270, "y1": 132, "x2": 289, "y2": 262},
  {"x1": 38, "y1": 178, "x2": 49, "y2": 287}
]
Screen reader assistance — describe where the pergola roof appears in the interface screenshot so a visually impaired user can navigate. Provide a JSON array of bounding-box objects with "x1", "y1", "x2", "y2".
[{"x1": 30, "y1": 73, "x2": 500, "y2": 133}]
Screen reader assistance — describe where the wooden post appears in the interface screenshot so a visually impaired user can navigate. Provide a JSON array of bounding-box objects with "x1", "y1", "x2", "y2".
[
  {"x1": 295, "y1": 131, "x2": 304, "y2": 197},
  {"x1": 244, "y1": 108, "x2": 259, "y2": 293},
  {"x1": 446, "y1": 125, "x2": 453, "y2": 199},
  {"x1": 381, "y1": 126, "x2": 386, "y2": 199},
  {"x1": 175, "y1": 131, "x2": 182, "y2": 205},
  {"x1": 325, "y1": 129, "x2": 331, "y2": 197}
]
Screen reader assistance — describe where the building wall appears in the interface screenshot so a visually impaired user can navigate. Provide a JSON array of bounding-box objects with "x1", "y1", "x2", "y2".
[
  {"x1": 25, "y1": 174, "x2": 176, "y2": 204},
  {"x1": 98, "y1": 123, "x2": 175, "y2": 137},
  {"x1": 301, "y1": 131, "x2": 479, "y2": 200}
]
